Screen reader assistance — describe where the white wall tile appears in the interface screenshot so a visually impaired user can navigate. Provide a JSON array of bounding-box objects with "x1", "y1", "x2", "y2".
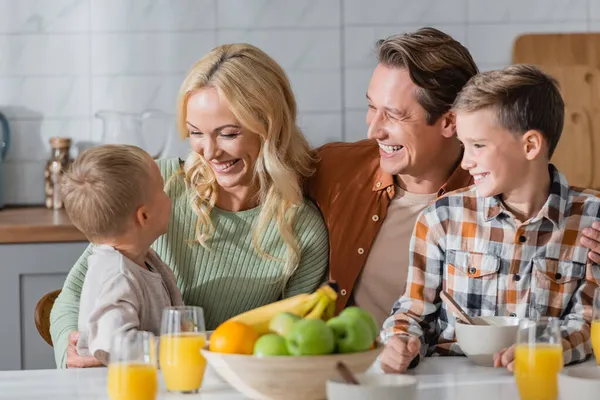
[
  {"x1": 217, "y1": 29, "x2": 340, "y2": 71},
  {"x1": 468, "y1": 0, "x2": 588, "y2": 23},
  {"x1": 161, "y1": 135, "x2": 191, "y2": 160},
  {"x1": 0, "y1": 34, "x2": 89, "y2": 76},
  {"x1": 218, "y1": 0, "x2": 340, "y2": 29},
  {"x1": 91, "y1": 75, "x2": 183, "y2": 115},
  {"x1": 467, "y1": 22, "x2": 589, "y2": 66},
  {"x1": 343, "y1": 0, "x2": 467, "y2": 25},
  {"x1": 289, "y1": 71, "x2": 342, "y2": 113},
  {"x1": 4, "y1": 161, "x2": 45, "y2": 205},
  {"x1": 344, "y1": 68, "x2": 373, "y2": 109},
  {"x1": 589, "y1": 21, "x2": 600, "y2": 30},
  {"x1": 344, "y1": 110, "x2": 368, "y2": 142},
  {"x1": 297, "y1": 112, "x2": 342, "y2": 146},
  {"x1": 591, "y1": 1, "x2": 600, "y2": 20},
  {"x1": 0, "y1": 77, "x2": 89, "y2": 118},
  {"x1": 5, "y1": 118, "x2": 91, "y2": 162},
  {"x1": 91, "y1": 32, "x2": 216, "y2": 75},
  {"x1": 91, "y1": 0, "x2": 216, "y2": 32},
  {"x1": 344, "y1": 25, "x2": 468, "y2": 69},
  {"x1": 478, "y1": 64, "x2": 511, "y2": 72},
  {"x1": 0, "y1": 0, "x2": 89, "y2": 34}
]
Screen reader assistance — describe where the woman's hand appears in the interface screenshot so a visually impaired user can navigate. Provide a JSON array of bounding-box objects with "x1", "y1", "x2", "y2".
[{"x1": 65, "y1": 331, "x2": 103, "y2": 368}]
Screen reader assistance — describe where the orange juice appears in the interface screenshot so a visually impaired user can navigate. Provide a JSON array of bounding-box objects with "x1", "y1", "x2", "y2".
[
  {"x1": 514, "y1": 344, "x2": 563, "y2": 400},
  {"x1": 107, "y1": 362, "x2": 157, "y2": 400},
  {"x1": 159, "y1": 333, "x2": 207, "y2": 392},
  {"x1": 591, "y1": 320, "x2": 600, "y2": 364}
]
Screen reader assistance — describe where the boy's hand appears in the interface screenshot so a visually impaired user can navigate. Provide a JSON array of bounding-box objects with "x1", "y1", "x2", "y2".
[
  {"x1": 582, "y1": 221, "x2": 600, "y2": 264},
  {"x1": 493, "y1": 345, "x2": 516, "y2": 372},
  {"x1": 380, "y1": 335, "x2": 421, "y2": 374},
  {"x1": 66, "y1": 331, "x2": 103, "y2": 368}
]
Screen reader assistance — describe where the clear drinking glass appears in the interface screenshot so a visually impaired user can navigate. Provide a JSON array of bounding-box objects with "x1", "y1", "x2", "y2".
[
  {"x1": 514, "y1": 317, "x2": 563, "y2": 400},
  {"x1": 592, "y1": 287, "x2": 600, "y2": 364},
  {"x1": 159, "y1": 306, "x2": 208, "y2": 393},
  {"x1": 107, "y1": 331, "x2": 158, "y2": 400}
]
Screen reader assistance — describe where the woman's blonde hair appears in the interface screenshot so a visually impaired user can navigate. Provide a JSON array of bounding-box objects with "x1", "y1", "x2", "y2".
[{"x1": 176, "y1": 43, "x2": 315, "y2": 288}]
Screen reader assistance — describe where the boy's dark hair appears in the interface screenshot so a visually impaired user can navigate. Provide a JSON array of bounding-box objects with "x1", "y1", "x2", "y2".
[{"x1": 452, "y1": 64, "x2": 565, "y2": 157}]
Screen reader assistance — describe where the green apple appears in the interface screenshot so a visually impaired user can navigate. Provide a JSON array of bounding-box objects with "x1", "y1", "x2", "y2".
[
  {"x1": 326, "y1": 316, "x2": 373, "y2": 353},
  {"x1": 253, "y1": 334, "x2": 289, "y2": 356},
  {"x1": 339, "y1": 307, "x2": 379, "y2": 342},
  {"x1": 285, "y1": 319, "x2": 335, "y2": 356},
  {"x1": 269, "y1": 312, "x2": 301, "y2": 337}
]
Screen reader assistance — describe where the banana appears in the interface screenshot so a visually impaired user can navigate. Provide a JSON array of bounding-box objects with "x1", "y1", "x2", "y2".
[
  {"x1": 323, "y1": 298, "x2": 336, "y2": 321},
  {"x1": 225, "y1": 282, "x2": 340, "y2": 334},
  {"x1": 304, "y1": 295, "x2": 331, "y2": 320},
  {"x1": 228, "y1": 290, "x2": 323, "y2": 334},
  {"x1": 317, "y1": 283, "x2": 338, "y2": 303}
]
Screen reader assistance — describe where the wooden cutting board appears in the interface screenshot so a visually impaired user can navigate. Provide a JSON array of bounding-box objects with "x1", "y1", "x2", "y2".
[
  {"x1": 551, "y1": 107, "x2": 594, "y2": 188},
  {"x1": 512, "y1": 33, "x2": 600, "y2": 67},
  {"x1": 539, "y1": 66, "x2": 600, "y2": 109}
]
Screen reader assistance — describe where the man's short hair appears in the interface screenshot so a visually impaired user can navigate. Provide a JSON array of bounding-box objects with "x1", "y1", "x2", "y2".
[{"x1": 377, "y1": 27, "x2": 479, "y2": 125}]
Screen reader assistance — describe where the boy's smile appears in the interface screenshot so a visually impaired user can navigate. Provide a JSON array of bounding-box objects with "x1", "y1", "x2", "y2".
[{"x1": 456, "y1": 108, "x2": 527, "y2": 199}]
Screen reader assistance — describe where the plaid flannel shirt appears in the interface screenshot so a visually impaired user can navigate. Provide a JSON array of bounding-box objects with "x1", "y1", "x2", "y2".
[{"x1": 382, "y1": 165, "x2": 600, "y2": 366}]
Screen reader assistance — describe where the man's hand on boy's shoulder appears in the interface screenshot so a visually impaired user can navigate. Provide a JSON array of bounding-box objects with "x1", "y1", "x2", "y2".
[
  {"x1": 582, "y1": 221, "x2": 600, "y2": 264},
  {"x1": 493, "y1": 345, "x2": 515, "y2": 372},
  {"x1": 380, "y1": 335, "x2": 421, "y2": 374}
]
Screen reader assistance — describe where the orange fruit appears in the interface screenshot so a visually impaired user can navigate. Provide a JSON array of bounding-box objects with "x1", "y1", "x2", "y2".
[{"x1": 209, "y1": 321, "x2": 260, "y2": 355}]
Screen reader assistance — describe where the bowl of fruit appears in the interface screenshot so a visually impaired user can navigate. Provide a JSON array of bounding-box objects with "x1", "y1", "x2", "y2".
[{"x1": 201, "y1": 283, "x2": 382, "y2": 400}]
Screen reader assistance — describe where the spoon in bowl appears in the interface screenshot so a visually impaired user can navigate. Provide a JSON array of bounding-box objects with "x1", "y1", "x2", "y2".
[
  {"x1": 336, "y1": 362, "x2": 360, "y2": 385},
  {"x1": 440, "y1": 290, "x2": 488, "y2": 326}
]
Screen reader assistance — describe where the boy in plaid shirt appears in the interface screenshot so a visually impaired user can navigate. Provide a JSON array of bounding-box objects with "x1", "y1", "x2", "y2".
[{"x1": 380, "y1": 64, "x2": 600, "y2": 373}]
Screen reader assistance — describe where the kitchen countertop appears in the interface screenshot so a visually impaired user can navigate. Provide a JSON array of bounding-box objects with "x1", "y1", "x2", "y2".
[
  {"x1": 0, "y1": 357, "x2": 595, "y2": 400},
  {"x1": 0, "y1": 206, "x2": 86, "y2": 244}
]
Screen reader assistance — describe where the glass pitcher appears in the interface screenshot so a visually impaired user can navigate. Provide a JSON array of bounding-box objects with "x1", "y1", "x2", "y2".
[{"x1": 95, "y1": 109, "x2": 174, "y2": 159}]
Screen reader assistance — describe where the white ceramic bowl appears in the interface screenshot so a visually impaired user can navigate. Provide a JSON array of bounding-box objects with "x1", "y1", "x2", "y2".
[
  {"x1": 454, "y1": 316, "x2": 519, "y2": 366},
  {"x1": 327, "y1": 373, "x2": 418, "y2": 400},
  {"x1": 559, "y1": 365, "x2": 600, "y2": 400}
]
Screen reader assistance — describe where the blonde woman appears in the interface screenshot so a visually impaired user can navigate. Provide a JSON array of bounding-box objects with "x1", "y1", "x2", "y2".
[{"x1": 50, "y1": 43, "x2": 330, "y2": 368}]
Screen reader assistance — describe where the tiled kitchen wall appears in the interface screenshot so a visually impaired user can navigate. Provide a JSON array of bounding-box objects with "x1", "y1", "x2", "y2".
[{"x1": 0, "y1": 0, "x2": 595, "y2": 204}]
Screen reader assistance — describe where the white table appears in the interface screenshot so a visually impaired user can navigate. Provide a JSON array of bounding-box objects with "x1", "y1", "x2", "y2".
[{"x1": 0, "y1": 358, "x2": 595, "y2": 400}]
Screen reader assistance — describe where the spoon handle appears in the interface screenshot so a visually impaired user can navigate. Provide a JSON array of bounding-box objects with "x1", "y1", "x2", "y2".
[
  {"x1": 440, "y1": 290, "x2": 477, "y2": 325},
  {"x1": 336, "y1": 362, "x2": 360, "y2": 385}
]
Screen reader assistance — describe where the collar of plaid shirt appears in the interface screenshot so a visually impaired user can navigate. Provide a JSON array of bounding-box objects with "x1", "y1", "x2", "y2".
[{"x1": 483, "y1": 164, "x2": 569, "y2": 227}]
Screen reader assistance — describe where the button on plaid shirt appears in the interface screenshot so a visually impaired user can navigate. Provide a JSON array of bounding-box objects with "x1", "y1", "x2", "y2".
[{"x1": 382, "y1": 165, "x2": 600, "y2": 366}]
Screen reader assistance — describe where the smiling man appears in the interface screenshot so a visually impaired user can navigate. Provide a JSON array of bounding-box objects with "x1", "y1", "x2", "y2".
[{"x1": 306, "y1": 28, "x2": 476, "y2": 327}]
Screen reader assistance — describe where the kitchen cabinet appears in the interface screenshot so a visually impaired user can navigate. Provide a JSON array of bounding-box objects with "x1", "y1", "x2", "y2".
[
  {"x1": 0, "y1": 242, "x2": 88, "y2": 371},
  {"x1": 0, "y1": 207, "x2": 87, "y2": 371}
]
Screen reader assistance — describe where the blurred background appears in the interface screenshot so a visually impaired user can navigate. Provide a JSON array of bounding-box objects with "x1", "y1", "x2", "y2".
[{"x1": 0, "y1": 0, "x2": 596, "y2": 205}]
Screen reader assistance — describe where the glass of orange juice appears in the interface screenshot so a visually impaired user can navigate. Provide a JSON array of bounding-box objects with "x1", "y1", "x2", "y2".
[
  {"x1": 514, "y1": 317, "x2": 563, "y2": 400},
  {"x1": 107, "y1": 331, "x2": 158, "y2": 400},
  {"x1": 159, "y1": 306, "x2": 207, "y2": 394},
  {"x1": 591, "y1": 287, "x2": 600, "y2": 364}
]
